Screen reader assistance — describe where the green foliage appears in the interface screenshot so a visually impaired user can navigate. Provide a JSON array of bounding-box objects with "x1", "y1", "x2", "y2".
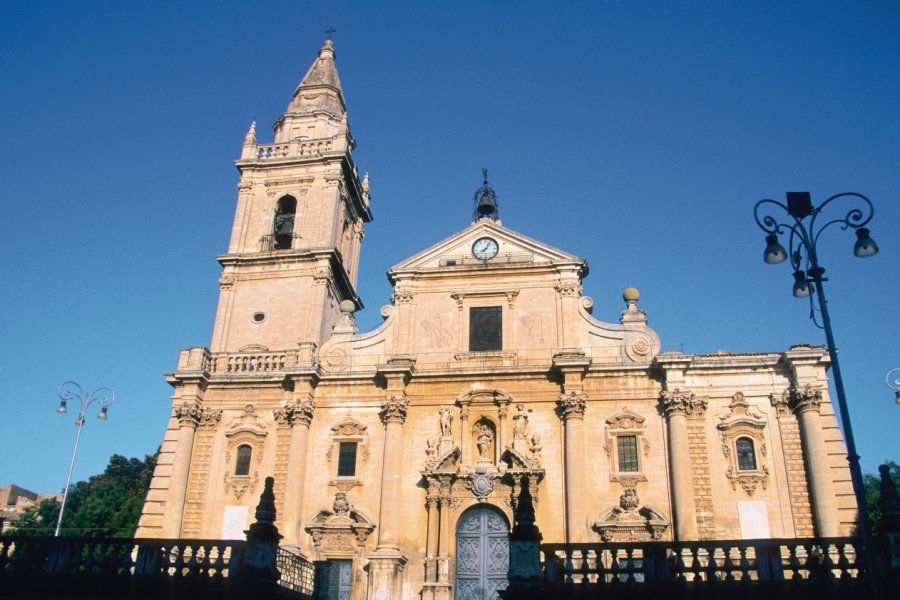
[
  {"x1": 864, "y1": 460, "x2": 899, "y2": 536},
  {"x1": 12, "y1": 452, "x2": 158, "y2": 537}
]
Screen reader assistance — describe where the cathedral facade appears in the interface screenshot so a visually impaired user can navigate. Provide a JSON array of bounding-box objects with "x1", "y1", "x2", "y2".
[{"x1": 136, "y1": 40, "x2": 856, "y2": 600}]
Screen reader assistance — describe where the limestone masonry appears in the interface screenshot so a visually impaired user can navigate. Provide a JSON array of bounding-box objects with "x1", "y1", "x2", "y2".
[{"x1": 136, "y1": 40, "x2": 855, "y2": 600}]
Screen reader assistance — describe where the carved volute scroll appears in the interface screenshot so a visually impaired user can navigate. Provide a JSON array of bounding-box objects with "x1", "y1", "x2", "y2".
[{"x1": 718, "y1": 392, "x2": 769, "y2": 496}]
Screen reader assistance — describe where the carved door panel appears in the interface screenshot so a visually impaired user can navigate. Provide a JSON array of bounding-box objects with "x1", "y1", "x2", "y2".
[
  {"x1": 455, "y1": 507, "x2": 509, "y2": 600},
  {"x1": 325, "y1": 560, "x2": 351, "y2": 600}
]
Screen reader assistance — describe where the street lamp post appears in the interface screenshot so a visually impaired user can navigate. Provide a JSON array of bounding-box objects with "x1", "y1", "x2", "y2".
[
  {"x1": 887, "y1": 368, "x2": 900, "y2": 404},
  {"x1": 54, "y1": 381, "x2": 115, "y2": 537},
  {"x1": 754, "y1": 191, "x2": 879, "y2": 588}
]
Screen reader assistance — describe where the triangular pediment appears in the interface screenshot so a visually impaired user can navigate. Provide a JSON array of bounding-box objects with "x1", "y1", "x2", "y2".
[{"x1": 388, "y1": 220, "x2": 585, "y2": 275}]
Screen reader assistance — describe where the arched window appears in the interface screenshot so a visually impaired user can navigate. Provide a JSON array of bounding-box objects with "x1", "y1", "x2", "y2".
[
  {"x1": 235, "y1": 444, "x2": 253, "y2": 476},
  {"x1": 273, "y1": 196, "x2": 297, "y2": 249},
  {"x1": 736, "y1": 437, "x2": 757, "y2": 471}
]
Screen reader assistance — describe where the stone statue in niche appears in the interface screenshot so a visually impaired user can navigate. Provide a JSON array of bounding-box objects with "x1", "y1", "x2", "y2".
[
  {"x1": 439, "y1": 407, "x2": 453, "y2": 438},
  {"x1": 476, "y1": 424, "x2": 494, "y2": 462},
  {"x1": 512, "y1": 403, "x2": 529, "y2": 440}
]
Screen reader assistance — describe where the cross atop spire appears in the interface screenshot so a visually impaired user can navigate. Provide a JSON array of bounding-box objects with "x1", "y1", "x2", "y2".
[{"x1": 325, "y1": 27, "x2": 336, "y2": 41}]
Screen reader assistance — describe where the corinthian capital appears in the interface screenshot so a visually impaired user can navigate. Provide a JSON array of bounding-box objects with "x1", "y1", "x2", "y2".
[
  {"x1": 557, "y1": 391, "x2": 587, "y2": 419},
  {"x1": 660, "y1": 389, "x2": 707, "y2": 418},
  {"x1": 380, "y1": 396, "x2": 410, "y2": 424},
  {"x1": 173, "y1": 401, "x2": 201, "y2": 427},
  {"x1": 273, "y1": 399, "x2": 315, "y2": 427},
  {"x1": 775, "y1": 384, "x2": 823, "y2": 415}
]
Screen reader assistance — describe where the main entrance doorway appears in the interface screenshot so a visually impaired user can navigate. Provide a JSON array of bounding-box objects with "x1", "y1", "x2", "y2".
[{"x1": 454, "y1": 506, "x2": 509, "y2": 600}]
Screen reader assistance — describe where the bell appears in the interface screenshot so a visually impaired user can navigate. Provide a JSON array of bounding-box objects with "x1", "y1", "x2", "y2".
[{"x1": 477, "y1": 194, "x2": 496, "y2": 217}]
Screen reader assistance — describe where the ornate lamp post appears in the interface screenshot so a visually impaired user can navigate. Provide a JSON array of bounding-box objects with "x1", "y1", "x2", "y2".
[
  {"x1": 754, "y1": 191, "x2": 879, "y2": 584},
  {"x1": 54, "y1": 381, "x2": 116, "y2": 537},
  {"x1": 887, "y1": 368, "x2": 900, "y2": 404}
]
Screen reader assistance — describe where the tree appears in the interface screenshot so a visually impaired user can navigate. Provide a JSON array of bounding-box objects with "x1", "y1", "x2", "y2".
[
  {"x1": 13, "y1": 452, "x2": 157, "y2": 537},
  {"x1": 864, "y1": 460, "x2": 900, "y2": 536}
]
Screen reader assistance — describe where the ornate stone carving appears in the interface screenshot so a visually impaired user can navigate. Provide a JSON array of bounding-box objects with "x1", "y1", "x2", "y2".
[
  {"x1": 237, "y1": 179, "x2": 253, "y2": 191},
  {"x1": 199, "y1": 407, "x2": 222, "y2": 428},
  {"x1": 380, "y1": 396, "x2": 409, "y2": 424},
  {"x1": 425, "y1": 438, "x2": 438, "y2": 469},
  {"x1": 774, "y1": 384, "x2": 823, "y2": 414},
  {"x1": 555, "y1": 281, "x2": 582, "y2": 297},
  {"x1": 592, "y1": 488, "x2": 670, "y2": 542},
  {"x1": 305, "y1": 493, "x2": 375, "y2": 557},
  {"x1": 660, "y1": 389, "x2": 707, "y2": 418},
  {"x1": 467, "y1": 470, "x2": 496, "y2": 502},
  {"x1": 218, "y1": 274, "x2": 235, "y2": 290},
  {"x1": 312, "y1": 266, "x2": 331, "y2": 284},
  {"x1": 557, "y1": 391, "x2": 587, "y2": 419},
  {"x1": 225, "y1": 404, "x2": 268, "y2": 436},
  {"x1": 603, "y1": 408, "x2": 650, "y2": 484},
  {"x1": 173, "y1": 401, "x2": 202, "y2": 427},
  {"x1": 273, "y1": 399, "x2": 315, "y2": 427},
  {"x1": 476, "y1": 424, "x2": 494, "y2": 461},
  {"x1": 391, "y1": 288, "x2": 414, "y2": 304},
  {"x1": 223, "y1": 470, "x2": 259, "y2": 499},
  {"x1": 725, "y1": 465, "x2": 770, "y2": 496}
]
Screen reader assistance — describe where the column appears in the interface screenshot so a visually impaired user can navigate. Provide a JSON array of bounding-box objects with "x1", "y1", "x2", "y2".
[
  {"x1": 788, "y1": 385, "x2": 839, "y2": 537},
  {"x1": 367, "y1": 393, "x2": 410, "y2": 600},
  {"x1": 424, "y1": 495, "x2": 439, "y2": 580},
  {"x1": 438, "y1": 496, "x2": 453, "y2": 582},
  {"x1": 557, "y1": 392, "x2": 587, "y2": 543},
  {"x1": 459, "y1": 407, "x2": 470, "y2": 466},
  {"x1": 164, "y1": 401, "x2": 200, "y2": 537},
  {"x1": 275, "y1": 398, "x2": 315, "y2": 547},
  {"x1": 497, "y1": 401, "x2": 508, "y2": 456},
  {"x1": 553, "y1": 351, "x2": 591, "y2": 543},
  {"x1": 660, "y1": 389, "x2": 705, "y2": 541}
]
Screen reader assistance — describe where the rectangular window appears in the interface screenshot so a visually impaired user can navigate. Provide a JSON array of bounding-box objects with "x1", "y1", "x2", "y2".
[
  {"x1": 617, "y1": 435, "x2": 639, "y2": 473},
  {"x1": 469, "y1": 306, "x2": 502, "y2": 352},
  {"x1": 337, "y1": 442, "x2": 358, "y2": 477}
]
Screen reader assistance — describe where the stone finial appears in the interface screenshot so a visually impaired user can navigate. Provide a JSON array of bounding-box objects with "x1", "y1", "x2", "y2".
[
  {"x1": 235, "y1": 476, "x2": 282, "y2": 583},
  {"x1": 620, "y1": 287, "x2": 648, "y2": 324},
  {"x1": 243, "y1": 121, "x2": 257, "y2": 146}
]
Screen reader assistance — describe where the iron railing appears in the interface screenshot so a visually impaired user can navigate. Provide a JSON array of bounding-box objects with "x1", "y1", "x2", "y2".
[{"x1": 276, "y1": 547, "x2": 315, "y2": 596}]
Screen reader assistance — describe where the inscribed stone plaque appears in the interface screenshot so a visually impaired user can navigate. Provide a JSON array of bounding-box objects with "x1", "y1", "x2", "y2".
[
  {"x1": 738, "y1": 500, "x2": 770, "y2": 539},
  {"x1": 221, "y1": 505, "x2": 249, "y2": 539}
]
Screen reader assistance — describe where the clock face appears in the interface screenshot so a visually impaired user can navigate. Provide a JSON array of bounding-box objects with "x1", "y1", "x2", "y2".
[{"x1": 472, "y1": 237, "x2": 499, "y2": 260}]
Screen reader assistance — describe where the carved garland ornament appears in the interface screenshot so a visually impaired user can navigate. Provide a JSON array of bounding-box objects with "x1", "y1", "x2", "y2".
[
  {"x1": 380, "y1": 396, "x2": 409, "y2": 424},
  {"x1": 273, "y1": 398, "x2": 315, "y2": 427},
  {"x1": 771, "y1": 384, "x2": 823, "y2": 416},
  {"x1": 173, "y1": 402, "x2": 222, "y2": 429},
  {"x1": 660, "y1": 389, "x2": 708, "y2": 418}
]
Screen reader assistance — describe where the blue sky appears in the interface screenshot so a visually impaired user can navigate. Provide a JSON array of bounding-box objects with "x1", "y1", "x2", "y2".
[{"x1": 1, "y1": 1, "x2": 897, "y2": 494}]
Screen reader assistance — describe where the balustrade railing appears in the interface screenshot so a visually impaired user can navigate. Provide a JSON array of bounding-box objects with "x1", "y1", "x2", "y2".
[
  {"x1": 541, "y1": 538, "x2": 863, "y2": 585},
  {"x1": 256, "y1": 140, "x2": 334, "y2": 161},
  {"x1": 0, "y1": 536, "x2": 245, "y2": 579},
  {"x1": 219, "y1": 352, "x2": 289, "y2": 374}
]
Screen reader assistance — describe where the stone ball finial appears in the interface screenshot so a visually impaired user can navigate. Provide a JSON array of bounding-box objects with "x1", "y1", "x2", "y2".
[
  {"x1": 623, "y1": 287, "x2": 640, "y2": 303},
  {"x1": 339, "y1": 299, "x2": 356, "y2": 313}
]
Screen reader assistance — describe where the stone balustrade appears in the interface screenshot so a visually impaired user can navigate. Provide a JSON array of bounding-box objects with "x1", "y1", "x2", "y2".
[
  {"x1": 540, "y1": 537, "x2": 864, "y2": 584},
  {"x1": 255, "y1": 139, "x2": 335, "y2": 161}
]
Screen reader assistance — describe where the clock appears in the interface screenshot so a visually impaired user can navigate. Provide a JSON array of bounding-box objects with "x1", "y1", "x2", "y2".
[{"x1": 472, "y1": 237, "x2": 499, "y2": 260}]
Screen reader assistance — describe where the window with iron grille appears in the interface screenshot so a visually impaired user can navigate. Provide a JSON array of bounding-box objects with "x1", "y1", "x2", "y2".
[
  {"x1": 337, "y1": 442, "x2": 358, "y2": 477},
  {"x1": 617, "y1": 435, "x2": 640, "y2": 473},
  {"x1": 736, "y1": 437, "x2": 757, "y2": 471},
  {"x1": 469, "y1": 306, "x2": 502, "y2": 352}
]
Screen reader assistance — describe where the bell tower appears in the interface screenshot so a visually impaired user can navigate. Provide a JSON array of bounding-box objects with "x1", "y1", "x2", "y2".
[{"x1": 210, "y1": 40, "x2": 372, "y2": 353}]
